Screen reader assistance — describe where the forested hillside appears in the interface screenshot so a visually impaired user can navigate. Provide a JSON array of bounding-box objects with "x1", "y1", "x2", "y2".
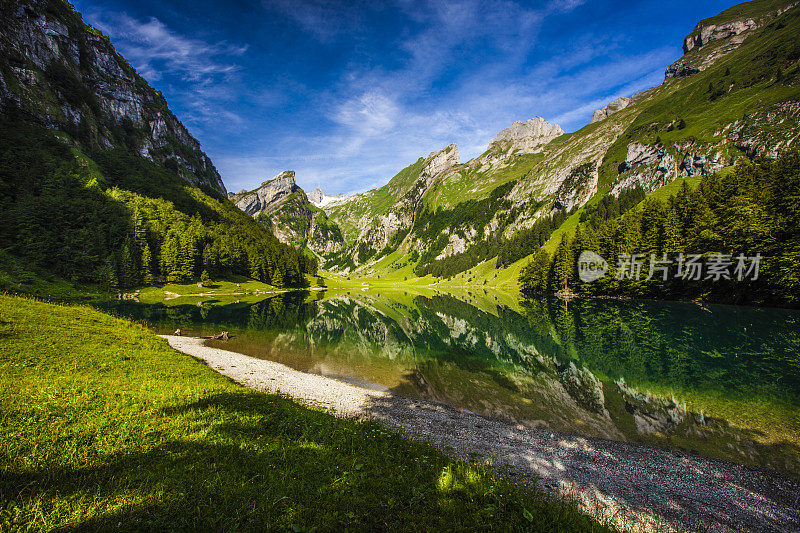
[
  {"x1": 0, "y1": 0, "x2": 315, "y2": 292},
  {"x1": 520, "y1": 151, "x2": 800, "y2": 306},
  {"x1": 304, "y1": 0, "x2": 800, "y2": 289}
]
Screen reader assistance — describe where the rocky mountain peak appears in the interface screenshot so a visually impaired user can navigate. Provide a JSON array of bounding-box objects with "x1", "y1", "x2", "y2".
[
  {"x1": 261, "y1": 170, "x2": 295, "y2": 191},
  {"x1": 489, "y1": 117, "x2": 564, "y2": 153},
  {"x1": 308, "y1": 187, "x2": 324, "y2": 205},
  {"x1": 589, "y1": 97, "x2": 630, "y2": 124},
  {"x1": 234, "y1": 170, "x2": 298, "y2": 216},
  {"x1": 308, "y1": 187, "x2": 351, "y2": 208},
  {"x1": 421, "y1": 143, "x2": 460, "y2": 179}
]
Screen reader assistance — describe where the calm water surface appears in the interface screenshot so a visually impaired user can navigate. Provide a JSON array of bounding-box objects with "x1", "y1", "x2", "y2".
[{"x1": 95, "y1": 290, "x2": 800, "y2": 476}]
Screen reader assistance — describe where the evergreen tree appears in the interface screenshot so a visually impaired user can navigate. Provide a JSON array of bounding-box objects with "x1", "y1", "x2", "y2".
[
  {"x1": 180, "y1": 239, "x2": 196, "y2": 282},
  {"x1": 141, "y1": 242, "x2": 154, "y2": 285},
  {"x1": 118, "y1": 240, "x2": 136, "y2": 289},
  {"x1": 662, "y1": 208, "x2": 682, "y2": 254},
  {"x1": 550, "y1": 234, "x2": 574, "y2": 291},
  {"x1": 271, "y1": 264, "x2": 285, "y2": 288}
]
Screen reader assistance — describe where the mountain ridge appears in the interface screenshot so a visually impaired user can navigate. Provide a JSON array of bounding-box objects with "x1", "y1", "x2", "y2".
[
  {"x1": 257, "y1": 0, "x2": 800, "y2": 279},
  {"x1": 0, "y1": 0, "x2": 317, "y2": 292},
  {"x1": 0, "y1": 0, "x2": 227, "y2": 196}
]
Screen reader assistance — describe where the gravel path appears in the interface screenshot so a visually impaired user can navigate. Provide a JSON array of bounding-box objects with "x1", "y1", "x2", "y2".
[{"x1": 163, "y1": 335, "x2": 800, "y2": 532}]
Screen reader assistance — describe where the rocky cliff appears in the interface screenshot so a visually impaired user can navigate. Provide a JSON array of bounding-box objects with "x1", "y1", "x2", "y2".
[
  {"x1": 665, "y1": 0, "x2": 798, "y2": 81},
  {"x1": 589, "y1": 97, "x2": 630, "y2": 124},
  {"x1": 488, "y1": 117, "x2": 564, "y2": 153},
  {"x1": 0, "y1": 0, "x2": 227, "y2": 196},
  {"x1": 232, "y1": 171, "x2": 345, "y2": 257},
  {"x1": 229, "y1": 0, "x2": 800, "y2": 280},
  {"x1": 308, "y1": 188, "x2": 350, "y2": 208},
  {"x1": 321, "y1": 143, "x2": 462, "y2": 270},
  {"x1": 232, "y1": 171, "x2": 297, "y2": 216}
]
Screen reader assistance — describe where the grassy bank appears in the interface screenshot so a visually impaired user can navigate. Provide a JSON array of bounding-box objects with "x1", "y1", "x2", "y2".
[{"x1": 0, "y1": 295, "x2": 610, "y2": 531}]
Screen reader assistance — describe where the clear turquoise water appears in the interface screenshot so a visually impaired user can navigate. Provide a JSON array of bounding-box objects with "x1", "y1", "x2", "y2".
[{"x1": 95, "y1": 290, "x2": 800, "y2": 476}]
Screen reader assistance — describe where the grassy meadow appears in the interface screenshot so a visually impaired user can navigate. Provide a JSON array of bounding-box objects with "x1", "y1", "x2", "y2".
[{"x1": 0, "y1": 294, "x2": 611, "y2": 531}]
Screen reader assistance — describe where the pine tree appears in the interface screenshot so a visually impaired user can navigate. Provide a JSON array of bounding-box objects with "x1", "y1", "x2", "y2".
[
  {"x1": 271, "y1": 264, "x2": 285, "y2": 288},
  {"x1": 519, "y1": 249, "x2": 550, "y2": 292},
  {"x1": 161, "y1": 232, "x2": 180, "y2": 278},
  {"x1": 249, "y1": 254, "x2": 264, "y2": 281},
  {"x1": 662, "y1": 208, "x2": 682, "y2": 254},
  {"x1": 551, "y1": 233, "x2": 574, "y2": 291},
  {"x1": 118, "y1": 240, "x2": 136, "y2": 289},
  {"x1": 141, "y1": 241, "x2": 154, "y2": 285},
  {"x1": 180, "y1": 239, "x2": 196, "y2": 282}
]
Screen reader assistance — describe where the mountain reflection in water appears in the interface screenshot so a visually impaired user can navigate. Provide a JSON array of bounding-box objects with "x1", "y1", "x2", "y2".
[{"x1": 96, "y1": 290, "x2": 800, "y2": 476}]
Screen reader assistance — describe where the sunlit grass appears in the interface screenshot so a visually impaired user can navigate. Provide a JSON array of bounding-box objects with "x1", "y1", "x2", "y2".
[{"x1": 0, "y1": 294, "x2": 611, "y2": 531}]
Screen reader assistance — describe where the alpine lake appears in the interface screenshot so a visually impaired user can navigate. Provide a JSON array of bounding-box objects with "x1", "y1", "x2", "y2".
[{"x1": 95, "y1": 286, "x2": 800, "y2": 478}]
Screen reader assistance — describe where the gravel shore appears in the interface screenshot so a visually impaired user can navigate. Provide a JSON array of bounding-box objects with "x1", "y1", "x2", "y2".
[{"x1": 163, "y1": 335, "x2": 800, "y2": 532}]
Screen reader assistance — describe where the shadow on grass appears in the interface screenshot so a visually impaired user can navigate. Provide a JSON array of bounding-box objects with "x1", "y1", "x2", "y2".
[
  {"x1": 357, "y1": 389, "x2": 800, "y2": 533},
  {"x1": 2, "y1": 392, "x2": 598, "y2": 532}
]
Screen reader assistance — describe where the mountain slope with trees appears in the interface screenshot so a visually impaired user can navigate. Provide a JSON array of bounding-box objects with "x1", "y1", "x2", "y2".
[
  {"x1": 0, "y1": 0, "x2": 316, "y2": 292},
  {"x1": 520, "y1": 150, "x2": 800, "y2": 307},
  {"x1": 298, "y1": 0, "x2": 800, "y2": 291}
]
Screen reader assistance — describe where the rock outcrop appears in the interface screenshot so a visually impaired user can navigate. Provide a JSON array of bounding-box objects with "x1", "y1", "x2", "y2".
[
  {"x1": 353, "y1": 144, "x2": 460, "y2": 262},
  {"x1": 589, "y1": 97, "x2": 630, "y2": 124},
  {"x1": 682, "y1": 18, "x2": 758, "y2": 54},
  {"x1": 230, "y1": 171, "x2": 346, "y2": 256},
  {"x1": 489, "y1": 117, "x2": 563, "y2": 153},
  {"x1": 553, "y1": 162, "x2": 598, "y2": 211},
  {"x1": 233, "y1": 171, "x2": 297, "y2": 216},
  {"x1": 666, "y1": 1, "x2": 799, "y2": 81},
  {"x1": 308, "y1": 188, "x2": 350, "y2": 208},
  {"x1": 611, "y1": 142, "x2": 727, "y2": 196},
  {"x1": 0, "y1": 0, "x2": 226, "y2": 196}
]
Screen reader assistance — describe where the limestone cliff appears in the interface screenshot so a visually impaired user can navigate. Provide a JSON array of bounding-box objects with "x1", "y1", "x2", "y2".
[
  {"x1": 589, "y1": 98, "x2": 630, "y2": 124},
  {"x1": 0, "y1": 0, "x2": 226, "y2": 196},
  {"x1": 232, "y1": 171, "x2": 297, "y2": 216},
  {"x1": 488, "y1": 117, "x2": 563, "y2": 154},
  {"x1": 231, "y1": 171, "x2": 344, "y2": 256}
]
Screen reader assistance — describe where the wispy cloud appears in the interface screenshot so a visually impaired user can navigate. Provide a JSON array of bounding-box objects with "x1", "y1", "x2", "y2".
[
  {"x1": 262, "y1": 0, "x2": 371, "y2": 42},
  {"x1": 258, "y1": 1, "x2": 675, "y2": 195},
  {"x1": 87, "y1": 12, "x2": 246, "y2": 84},
  {"x1": 77, "y1": 0, "x2": 690, "y2": 197}
]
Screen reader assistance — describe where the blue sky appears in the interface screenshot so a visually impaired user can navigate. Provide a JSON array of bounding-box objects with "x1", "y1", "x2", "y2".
[{"x1": 72, "y1": 0, "x2": 738, "y2": 195}]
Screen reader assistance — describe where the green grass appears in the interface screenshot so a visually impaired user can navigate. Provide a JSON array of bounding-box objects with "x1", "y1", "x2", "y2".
[
  {"x1": 0, "y1": 250, "x2": 105, "y2": 299},
  {"x1": 0, "y1": 295, "x2": 611, "y2": 531},
  {"x1": 600, "y1": 5, "x2": 800, "y2": 185},
  {"x1": 424, "y1": 152, "x2": 545, "y2": 210},
  {"x1": 692, "y1": 0, "x2": 795, "y2": 28},
  {"x1": 643, "y1": 175, "x2": 704, "y2": 203},
  {"x1": 326, "y1": 157, "x2": 428, "y2": 243},
  {"x1": 137, "y1": 275, "x2": 279, "y2": 303}
]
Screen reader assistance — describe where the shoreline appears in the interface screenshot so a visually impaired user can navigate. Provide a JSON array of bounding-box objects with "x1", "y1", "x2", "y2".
[{"x1": 163, "y1": 335, "x2": 800, "y2": 533}]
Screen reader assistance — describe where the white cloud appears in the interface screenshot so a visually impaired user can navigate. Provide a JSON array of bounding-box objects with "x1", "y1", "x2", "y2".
[{"x1": 86, "y1": 12, "x2": 246, "y2": 84}]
